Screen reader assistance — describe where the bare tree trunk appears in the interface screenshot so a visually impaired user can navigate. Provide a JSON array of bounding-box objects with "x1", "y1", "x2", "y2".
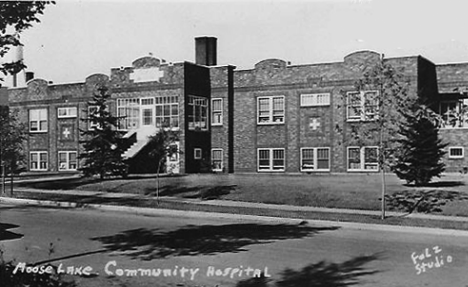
[
  {"x1": 1, "y1": 165, "x2": 5, "y2": 196},
  {"x1": 379, "y1": 119, "x2": 386, "y2": 220},
  {"x1": 381, "y1": 166, "x2": 386, "y2": 220},
  {"x1": 378, "y1": 63, "x2": 386, "y2": 220},
  {"x1": 10, "y1": 173, "x2": 13, "y2": 197},
  {"x1": 156, "y1": 159, "x2": 163, "y2": 204}
]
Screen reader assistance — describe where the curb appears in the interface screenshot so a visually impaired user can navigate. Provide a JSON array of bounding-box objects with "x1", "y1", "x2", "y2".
[{"x1": 3, "y1": 196, "x2": 468, "y2": 237}]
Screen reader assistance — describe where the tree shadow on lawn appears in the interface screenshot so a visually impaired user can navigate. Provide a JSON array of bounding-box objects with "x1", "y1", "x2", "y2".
[
  {"x1": 17, "y1": 174, "x2": 188, "y2": 191},
  {"x1": 235, "y1": 253, "x2": 381, "y2": 287},
  {"x1": 403, "y1": 181, "x2": 465, "y2": 188},
  {"x1": 17, "y1": 177, "x2": 102, "y2": 190},
  {"x1": 91, "y1": 223, "x2": 339, "y2": 261},
  {"x1": 0, "y1": 223, "x2": 23, "y2": 241},
  {"x1": 20, "y1": 193, "x2": 147, "y2": 207},
  {"x1": 385, "y1": 189, "x2": 468, "y2": 214},
  {"x1": 144, "y1": 185, "x2": 237, "y2": 200}
]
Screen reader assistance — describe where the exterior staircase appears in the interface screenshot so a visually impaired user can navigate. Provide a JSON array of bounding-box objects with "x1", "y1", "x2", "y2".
[{"x1": 122, "y1": 126, "x2": 158, "y2": 160}]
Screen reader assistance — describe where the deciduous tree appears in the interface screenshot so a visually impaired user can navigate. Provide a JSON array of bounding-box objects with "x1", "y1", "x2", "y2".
[
  {"x1": 0, "y1": 1, "x2": 54, "y2": 83},
  {"x1": 342, "y1": 55, "x2": 413, "y2": 219},
  {"x1": 0, "y1": 109, "x2": 26, "y2": 195},
  {"x1": 147, "y1": 129, "x2": 180, "y2": 201}
]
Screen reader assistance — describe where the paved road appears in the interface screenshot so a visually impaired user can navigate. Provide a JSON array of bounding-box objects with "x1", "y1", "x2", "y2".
[{"x1": 1, "y1": 203, "x2": 468, "y2": 287}]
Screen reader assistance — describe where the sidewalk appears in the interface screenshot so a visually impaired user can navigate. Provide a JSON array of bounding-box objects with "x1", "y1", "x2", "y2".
[{"x1": 3, "y1": 185, "x2": 468, "y2": 232}]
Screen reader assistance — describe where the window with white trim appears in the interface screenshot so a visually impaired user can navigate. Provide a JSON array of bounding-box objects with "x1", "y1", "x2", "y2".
[
  {"x1": 439, "y1": 99, "x2": 468, "y2": 128},
  {"x1": 211, "y1": 98, "x2": 223, "y2": 126},
  {"x1": 347, "y1": 146, "x2": 379, "y2": 171},
  {"x1": 301, "y1": 147, "x2": 330, "y2": 171},
  {"x1": 188, "y1": 96, "x2": 208, "y2": 130},
  {"x1": 117, "y1": 98, "x2": 140, "y2": 130},
  {"x1": 141, "y1": 97, "x2": 154, "y2": 105},
  {"x1": 88, "y1": 106, "x2": 99, "y2": 130},
  {"x1": 57, "y1": 107, "x2": 77, "y2": 118},
  {"x1": 155, "y1": 95, "x2": 179, "y2": 129},
  {"x1": 29, "y1": 108, "x2": 48, "y2": 132},
  {"x1": 300, "y1": 93, "x2": 330, "y2": 107},
  {"x1": 212, "y1": 149, "x2": 223, "y2": 171},
  {"x1": 448, "y1": 147, "x2": 464, "y2": 159},
  {"x1": 30, "y1": 151, "x2": 48, "y2": 171},
  {"x1": 258, "y1": 148, "x2": 285, "y2": 171},
  {"x1": 58, "y1": 151, "x2": 78, "y2": 171},
  {"x1": 258, "y1": 96, "x2": 285, "y2": 124},
  {"x1": 346, "y1": 91, "x2": 379, "y2": 121},
  {"x1": 194, "y1": 148, "x2": 202, "y2": 159}
]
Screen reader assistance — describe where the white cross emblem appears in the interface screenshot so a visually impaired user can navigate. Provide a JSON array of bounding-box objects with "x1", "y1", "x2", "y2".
[
  {"x1": 63, "y1": 127, "x2": 71, "y2": 138},
  {"x1": 310, "y1": 118, "x2": 321, "y2": 130}
]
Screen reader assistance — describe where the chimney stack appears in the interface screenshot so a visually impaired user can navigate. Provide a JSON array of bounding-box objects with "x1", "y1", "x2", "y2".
[
  {"x1": 195, "y1": 36, "x2": 217, "y2": 66},
  {"x1": 25, "y1": 71, "x2": 34, "y2": 82}
]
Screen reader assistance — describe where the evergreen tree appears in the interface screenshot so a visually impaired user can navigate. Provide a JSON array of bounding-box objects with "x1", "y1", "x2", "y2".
[
  {"x1": 393, "y1": 107, "x2": 447, "y2": 186},
  {"x1": 79, "y1": 86, "x2": 127, "y2": 179}
]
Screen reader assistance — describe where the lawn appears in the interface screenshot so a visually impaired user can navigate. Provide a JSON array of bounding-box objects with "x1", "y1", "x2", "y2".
[{"x1": 17, "y1": 172, "x2": 468, "y2": 216}]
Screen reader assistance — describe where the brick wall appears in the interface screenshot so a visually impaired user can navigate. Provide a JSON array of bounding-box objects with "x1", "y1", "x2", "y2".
[
  {"x1": 8, "y1": 47, "x2": 467, "y2": 175},
  {"x1": 440, "y1": 129, "x2": 468, "y2": 172},
  {"x1": 232, "y1": 51, "x2": 421, "y2": 173},
  {"x1": 210, "y1": 66, "x2": 230, "y2": 173},
  {"x1": 184, "y1": 62, "x2": 211, "y2": 173},
  {"x1": 8, "y1": 76, "x2": 101, "y2": 173}
]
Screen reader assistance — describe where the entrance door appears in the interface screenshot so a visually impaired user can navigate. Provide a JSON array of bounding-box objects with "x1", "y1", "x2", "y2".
[
  {"x1": 140, "y1": 97, "x2": 155, "y2": 127},
  {"x1": 166, "y1": 142, "x2": 180, "y2": 174},
  {"x1": 141, "y1": 107, "x2": 154, "y2": 126}
]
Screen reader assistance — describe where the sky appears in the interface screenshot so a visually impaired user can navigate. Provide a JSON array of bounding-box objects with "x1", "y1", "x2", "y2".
[{"x1": 6, "y1": 0, "x2": 468, "y2": 85}]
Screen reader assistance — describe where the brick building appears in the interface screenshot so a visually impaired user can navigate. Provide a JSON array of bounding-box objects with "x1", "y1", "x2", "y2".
[{"x1": 2, "y1": 37, "x2": 468, "y2": 175}]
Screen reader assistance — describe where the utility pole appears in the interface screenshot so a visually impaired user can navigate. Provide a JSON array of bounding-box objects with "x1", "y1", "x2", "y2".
[
  {"x1": 379, "y1": 53, "x2": 386, "y2": 220},
  {"x1": 0, "y1": 134, "x2": 3, "y2": 196},
  {"x1": 1, "y1": 162, "x2": 5, "y2": 196}
]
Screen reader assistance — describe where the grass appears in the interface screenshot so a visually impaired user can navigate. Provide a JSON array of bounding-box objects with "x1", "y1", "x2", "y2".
[{"x1": 16, "y1": 172, "x2": 468, "y2": 216}]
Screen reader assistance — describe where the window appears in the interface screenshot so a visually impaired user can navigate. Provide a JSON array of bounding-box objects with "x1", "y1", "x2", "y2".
[
  {"x1": 117, "y1": 96, "x2": 179, "y2": 130},
  {"x1": 29, "y1": 108, "x2": 48, "y2": 132},
  {"x1": 258, "y1": 96, "x2": 285, "y2": 124},
  {"x1": 301, "y1": 147, "x2": 330, "y2": 171},
  {"x1": 194, "y1": 148, "x2": 202, "y2": 160},
  {"x1": 141, "y1": 98, "x2": 154, "y2": 105},
  {"x1": 347, "y1": 146, "x2": 379, "y2": 171},
  {"x1": 448, "y1": 147, "x2": 464, "y2": 159},
  {"x1": 212, "y1": 98, "x2": 223, "y2": 126},
  {"x1": 88, "y1": 106, "x2": 99, "y2": 130},
  {"x1": 258, "y1": 148, "x2": 285, "y2": 171},
  {"x1": 142, "y1": 108, "x2": 153, "y2": 125},
  {"x1": 117, "y1": 98, "x2": 140, "y2": 130},
  {"x1": 155, "y1": 96, "x2": 178, "y2": 129},
  {"x1": 300, "y1": 93, "x2": 330, "y2": 107},
  {"x1": 188, "y1": 96, "x2": 208, "y2": 130},
  {"x1": 30, "y1": 151, "x2": 47, "y2": 171},
  {"x1": 439, "y1": 99, "x2": 468, "y2": 128},
  {"x1": 346, "y1": 91, "x2": 379, "y2": 121},
  {"x1": 212, "y1": 149, "x2": 223, "y2": 171},
  {"x1": 57, "y1": 107, "x2": 77, "y2": 118},
  {"x1": 58, "y1": 151, "x2": 78, "y2": 170}
]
